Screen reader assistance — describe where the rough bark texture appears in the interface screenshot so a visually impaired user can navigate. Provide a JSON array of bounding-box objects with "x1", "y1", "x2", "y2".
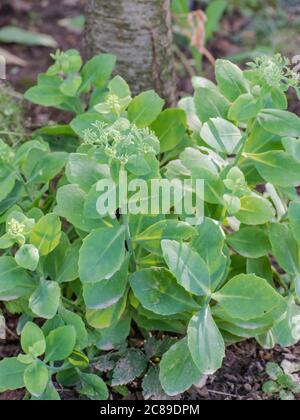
[{"x1": 85, "y1": 0, "x2": 176, "y2": 105}]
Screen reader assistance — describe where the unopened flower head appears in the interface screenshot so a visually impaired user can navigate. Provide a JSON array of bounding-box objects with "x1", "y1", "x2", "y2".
[{"x1": 8, "y1": 218, "x2": 25, "y2": 236}]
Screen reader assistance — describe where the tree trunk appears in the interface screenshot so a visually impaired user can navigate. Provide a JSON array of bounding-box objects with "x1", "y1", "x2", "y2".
[{"x1": 85, "y1": 0, "x2": 176, "y2": 105}]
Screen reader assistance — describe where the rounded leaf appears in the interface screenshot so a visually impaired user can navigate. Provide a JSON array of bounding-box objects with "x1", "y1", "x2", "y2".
[
  {"x1": 213, "y1": 274, "x2": 283, "y2": 320},
  {"x1": 159, "y1": 338, "x2": 203, "y2": 396},
  {"x1": 130, "y1": 268, "x2": 199, "y2": 316},
  {"x1": 188, "y1": 306, "x2": 225, "y2": 374},
  {"x1": 30, "y1": 213, "x2": 61, "y2": 256}
]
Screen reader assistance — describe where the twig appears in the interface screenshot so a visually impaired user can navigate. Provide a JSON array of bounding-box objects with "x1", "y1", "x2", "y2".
[{"x1": 173, "y1": 44, "x2": 196, "y2": 78}]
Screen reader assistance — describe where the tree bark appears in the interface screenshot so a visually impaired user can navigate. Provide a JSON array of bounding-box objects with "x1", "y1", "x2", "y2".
[{"x1": 85, "y1": 0, "x2": 176, "y2": 105}]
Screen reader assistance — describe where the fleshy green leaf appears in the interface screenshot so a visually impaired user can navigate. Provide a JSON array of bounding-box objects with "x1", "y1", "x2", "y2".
[
  {"x1": 246, "y1": 257, "x2": 274, "y2": 286},
  {"x1": 289, "y1": 201, "x2": 300, "y2": 245},
  {"x1": 56, "y1": 184, "x2": 106, "y2": 232},
  {"x1": 79, "y1": 373, "x2": 108, "y2": 400},
  {"x1": 151, "y1": 109, "x2": 187, "y2": 153},
  {"x1": 227, "y1": 227, "x2": 271, "y2": 258},
  {"x1": 28, "y1": 152, "x2": 67, "y2": 185},
  {"x1": 29, "y1": 280, "x2": 61, "y2": 319},
  {"x1": 86, "y1": 292, "x2": 128, "y2": 329},
  {"x1": 79, "y1": 54, "x2": 116, "y2": 92},
  {"x1": 111, "y1": 349, "x2": 148, "y2": 386},
  {"x1": 194, "y1": 87, "x2": 230, "y2": 123},
  {"x1": 134, "y1": 220, "x2": 195, "y2": 255},
  {"x1": 21, "y1": 322, "x2": 46, "y2": 357},
  {"x1": 271, "y1": 299, "x2": 300, "y2": 347},
  {"x1": 247, "y1": 151, "x2": 300, "y2": 187},
  {"x1": 128, "y1": 90, "x2": 165, "y2": 128},
  {"x1": 83, "y1": 258, "x2": 128, "y2": 309},
  {"x1": 70, "y1": 112, "x2": 106, "y2": 137},
  {"x1": 0, "y1": 26, "x2": 57, "y2": 47},
  {"x1": 263, "y1": 380, "x2": 280, "y2": 395},
  {"x1": 0, "y1": 358, "x2": 26, "y2": 392},
  {"x1": 228, "y1": 93, "x2": 260, "y2": 122},
  {"x1": 66, "y1": 153, "x2": 109, "y2": 192},
  {"x1": 24, "y1": 75, "x2": 65, "y2": 107},
  {"x1": 0, "y1": 257, "x2": 37, "y2": 301},
  {"x1": 24, "y1": 360, "x2": 49, "y2": 397},
  {"x1": 258, "y1": 109, "x2": 300, "y2": 137},
  {"x1": 95, "y1": 313, "x2": 131, "y2": 351},
  {"x1": 15, "y1": 244, "x2": 39, "y2": 271},
  {"x1": 215, "y1": 59, "x2": 249, "y2": 101},
  {"x1": 31, "y1": 381, "x2": 60, "y2": 401},
  {"x1": 191, "y1": 218, "x2": 227, "y2": 291},
  {"x1": 56, "y1": 241, "x2": 81, "y2": 284},
  {"x1": 269, "y1": 223, "x2": 299, "y2": 275},
  {"x1": 237, "y1": 195, "x2": 275, "y2": 225},
  {"x1": 143, "y1": 366, "x2": 169, "y2": 400}
]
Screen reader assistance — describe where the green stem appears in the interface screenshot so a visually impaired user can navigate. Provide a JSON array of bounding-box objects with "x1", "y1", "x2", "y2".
[{"x1": 220, "y1": 206, "x2": 227, "y2": 223}]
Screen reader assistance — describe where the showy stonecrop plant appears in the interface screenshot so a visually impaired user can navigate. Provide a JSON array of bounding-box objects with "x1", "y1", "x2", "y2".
[{"x1": 1, "y1": 50, "x2": 300, "y2": 400}]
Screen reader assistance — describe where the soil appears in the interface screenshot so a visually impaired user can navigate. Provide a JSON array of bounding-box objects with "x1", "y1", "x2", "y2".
[{"x1": 0, "y1": 0, "x2": 300, "y2": 401}]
